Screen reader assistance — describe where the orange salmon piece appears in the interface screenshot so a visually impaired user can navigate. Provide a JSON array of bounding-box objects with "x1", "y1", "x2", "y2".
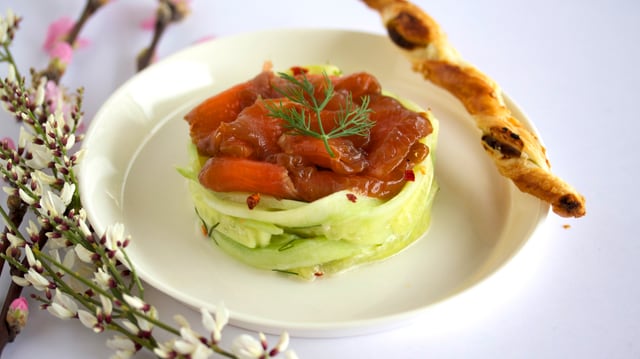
[{"x1": 198, "y1": 157, "x2": 298, "y2": 199}]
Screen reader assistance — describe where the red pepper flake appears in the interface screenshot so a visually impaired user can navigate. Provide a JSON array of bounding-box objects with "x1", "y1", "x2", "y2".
[
  {"x1": 404, "y1": 169, "x2": 416, "y2": 182},
  {"x1": 246, "y1": 193, "x2": 261, "y2": 209},
  {"x1": 563, "y1": 224, "x2": 571, "y2": 229},
  {"x1": 290, "y1": 66, "x2": 309, "y2": 76},
  {"x1": 200, "y1": 224, "x2": 208, "y2": 236},
  {"x1": 314, "y1": 271, "x2": 324, "y2": 277},
  {"x1": 346, "y1": 193, "x2": 357, "y2": 203}
]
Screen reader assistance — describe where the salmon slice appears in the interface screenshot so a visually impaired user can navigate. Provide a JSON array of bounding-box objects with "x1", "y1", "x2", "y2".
[
  {"x1": 278, "y1": 134, "x2": 368, "y2": 175},
  {"x1": 292, "y1": 168, "x2": 406, "y2": 202},
  {"x1": 365, "y1": 95, "x2": 432, "y2": 178},
  {"x1": 185, "y1": 71, "x2": 278, "y2": 156},
  {"x1": 187, "y1": 68, "x2": 432, "y2": 202},
  {"x1": 198, "y1": 157, "x2": 298, "y2": 199},
  {"x1": 214, "y1": 101, "x2": 286, "y2": 160}
]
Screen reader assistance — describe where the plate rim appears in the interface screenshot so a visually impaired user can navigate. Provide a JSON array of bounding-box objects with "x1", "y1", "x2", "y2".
[{"x1": 79, "y1": 27, "x2": 550, "y2": 337}]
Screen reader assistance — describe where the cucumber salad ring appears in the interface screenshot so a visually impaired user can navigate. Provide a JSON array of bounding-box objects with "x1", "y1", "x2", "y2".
[{"x1": 180, "y1": 64, "x2": 439, "y2": 280}]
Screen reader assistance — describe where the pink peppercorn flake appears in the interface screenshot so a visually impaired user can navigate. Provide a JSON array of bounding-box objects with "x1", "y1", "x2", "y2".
[
  {"x1": 290, "y1": 66, "x2": 309, "y2": 76},
  {"x1": 404, "y1": 169, "x2": 415, "y2": 182},
  {"x1": 246, "y1": 193, "x2": 261, "y2": 209}
]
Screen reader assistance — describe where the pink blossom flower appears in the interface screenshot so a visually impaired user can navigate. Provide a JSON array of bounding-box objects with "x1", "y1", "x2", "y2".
[
  {"x1": 49, "y1": 42, "x2": 73, "y2": 64},
  {"x1": 1, "y1": 137, "x2": 15, "y2": 150},
  {"x1": 42, "y1": 17, "x2": 90, "y2": 64},
  {"x1": 45, "y1": 80, "x2": 63, "y2": 110},
  {"x1": 6, "y1": 297, "x2": 29, "y2": 334},
  {"x1": 44, "y1": 80, "x2": 82, "y2": 132},
  {"x1": 140, "y1": 16, "x2": 155, "y2": 31},
  {"x1": 9, "y1": 297, "x2": 28, "y2": 312}
]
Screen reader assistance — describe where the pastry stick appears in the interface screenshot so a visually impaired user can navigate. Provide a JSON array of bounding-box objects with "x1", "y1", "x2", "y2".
[{"x1": 362, "y1": 0, "x2": 586, "y2": 218}]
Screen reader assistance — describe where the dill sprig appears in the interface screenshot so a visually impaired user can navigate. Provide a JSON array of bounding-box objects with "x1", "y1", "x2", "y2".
[{"x1": 266, "y1": 71, "x2": 374, "y2": 157}]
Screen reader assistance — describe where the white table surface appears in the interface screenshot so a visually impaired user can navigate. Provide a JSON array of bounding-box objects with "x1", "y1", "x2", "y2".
[{"x1": 1, "y1": 0, "x2": 638, "y2": 358}]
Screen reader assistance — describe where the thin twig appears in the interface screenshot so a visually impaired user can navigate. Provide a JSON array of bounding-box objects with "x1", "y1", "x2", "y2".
[
  {"x1": 0, "y1": 0, "x2": 107, "y2": 353},
  {"x1": 40, "y1": 0, "x2": 107, "y2": 84},
  {"x1": 0, "y1": 226, "x2": 49, "y2": 355},
  {"x1": 137, "y1": 0, "x2": 189, "y2": 71}
]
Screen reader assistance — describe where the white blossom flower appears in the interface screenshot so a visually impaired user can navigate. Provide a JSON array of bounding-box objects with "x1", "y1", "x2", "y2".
[
  {"x1": 25, "y1": 142, "x2": 53, "y2": 170},
  {"x1": 44, "y1": 113, "x2": 60, "y2": 136},
  {"x1": 10, "y1": 275, "x2": 30, "y2": 287},
  {"x1": 48, "y1": 248, "x2": 61, "y2": 264},
  {"x1": 5, "y1": 231, "x2": 24, "y2": 248},
  {"x1": 284, "y1": 350, "x2": 300, "y2": 359},
  {"x1": 174, "y1": 327, "x2": 214, "y2": 359},
  {"x1": 62, "y1": 248, "x2": 76, "y2": 268},
  {"x1": 38, "y1": 189, "x2": 68, "y2": 218},
  {"x1": 273, "y1": 332, "x2": 290, "y2": 355},
  {"x1": 93, "y1": 266, "x2": 113, "y2": 289},
  {"x1": 0, "y1": 9, "x2": 17, "y2": 44},
  {"x1": 31, "y1": 169, "x2": 56, "y2": 188},
  {"x1": 34, "y1": 77, "x2": 46, "y2": 108},
  {"x1": 121, "y1": 320, "x2": 139, "y2": 335},
  {"x1": 71, "y1": 148, "x2": 85, "y2": 167},
  {"x1": 25, "y1": 220, "x2": 39, "y2": 239},
  {"x1": 6, "y1": 64, "x2": 16, "y2": 83},
  {"x1": 59, "y1": 182, "x2": 75, "y2": 206},
  {"x1": 188, "y1": 343, "x2": 214, "y2": 359},
  {"x1": 7, "y1": 162, "x2": 25, "y2": 182},
  {"x1": 17, "y1": 188, "x2": 36, "y2": 205},
  {"x1": 122, "y1": 294, "x2": 149, "y2": 312},
  {"x1": 74, "y1": 244, "x2": 94, "y2": 263},
  {"x1": 78, "y1": 309, "x2": 103, "y2": 333},
  {"x1": 231, "y1": 334, "x2": 265, "y2": 359},
  {"x1": 121, "y1": 307, "x2": 156, "y2": 334},
  {"x1": 138, "y1": 306, "x2": 157, "y2": 332},
  {"x1": 173, "y1": 314, "x2": 190, "y2": 329},
  {"x1": 201, "y1": 303, "x2": 229, "y2": 343},
  {"x1": 45, "y1": 231, "x2": 68, "y2": 249},
  {"x1": 0, "y1": 20, "x2": 8, "y2": 45},
  {"x1": 153, "y1": 341, "x2": 176, "y2": 359},
  {"x1": 1, "y1": 186, "x2": 16, "y2": 196},
  {"x1": 64, "y1": 134, "x2": 76, "y2": 151},
  {"x1": 48, "y1": 290, "x2": 78, "y2": 319},
  {"x1": 110, "y1": 350, "x2": 135, "y2": 359},
  {"x1": 106, "y1": 335, "x2": 136, "y2": 359},
  {"x1": 6, "y1": 9, "x2": 17, "y2": 26},
  {"x1": 74, "y1": 209, "x2": 92, "y2": 237},
  {"x1": 24, "y1": 246, "x2": 40, "y2": 269},
  {"x1": 78, "y1": 218, "x2": 92, "y2": 237},
  {"x1": 24, "y1": 268, "x2": 50, "y2": 290},
  {"x1": 100, "y1": 294, "x2": 113, "y2": 320},
  {"x1": 105, "y1": 223, "x2": 126, "y2": 251},
  {"x1": 19, "y1": 126, "x2": 34, "y2": 150}
]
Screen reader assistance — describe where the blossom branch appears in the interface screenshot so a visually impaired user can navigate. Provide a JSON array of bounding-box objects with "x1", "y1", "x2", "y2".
[
  {"x1": 41, "y1": 0, "x2": 109, "y2": 84},
  {"x1": 0, "y1": 7, "x2": 298, "y2": 359},
  {"x1": 137, "y1": 0, "x2": 190, "y2": 71},
  {"x1": 0, "y1": 225, "x2": 50, "y2": 350}
]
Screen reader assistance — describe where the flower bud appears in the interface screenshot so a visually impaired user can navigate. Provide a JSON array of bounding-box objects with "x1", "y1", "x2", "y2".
[{"x1": 6, "y1": 297, "x2": 29, "y2": 335}]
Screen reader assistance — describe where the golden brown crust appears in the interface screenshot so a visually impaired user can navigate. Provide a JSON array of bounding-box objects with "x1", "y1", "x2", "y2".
[{"x1": 362, "y1": 0, "x2": 586, "y2": 217}]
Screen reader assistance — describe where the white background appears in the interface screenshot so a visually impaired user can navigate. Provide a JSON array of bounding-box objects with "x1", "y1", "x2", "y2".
[{"x1": 0, "y1": 0, "x2": 638, "y2": 358}]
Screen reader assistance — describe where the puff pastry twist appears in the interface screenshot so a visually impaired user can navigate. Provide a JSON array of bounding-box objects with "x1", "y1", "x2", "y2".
[{"x1": 363, "y1": 0, "x2": 586, "y2": 217}]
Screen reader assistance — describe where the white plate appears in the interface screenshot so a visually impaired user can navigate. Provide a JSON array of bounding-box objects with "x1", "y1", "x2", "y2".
[{"x1": 79, "y1": 29, "x2": 548, "y2": 337}]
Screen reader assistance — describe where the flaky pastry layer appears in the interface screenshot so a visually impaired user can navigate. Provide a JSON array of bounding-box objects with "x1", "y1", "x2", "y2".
[{"x1": 362, "y1": 0, "x2": 585, "y2": 217}]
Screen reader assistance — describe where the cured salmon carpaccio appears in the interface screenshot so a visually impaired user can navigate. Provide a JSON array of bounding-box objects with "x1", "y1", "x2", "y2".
[{"x1": 185, "y1": 68, "x2": 433, "y2": 202}]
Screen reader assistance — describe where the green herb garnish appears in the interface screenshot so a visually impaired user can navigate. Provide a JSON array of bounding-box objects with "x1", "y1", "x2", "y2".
[{"x1": 266, "y1": 71, "x2": 374, "y2": 157}]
